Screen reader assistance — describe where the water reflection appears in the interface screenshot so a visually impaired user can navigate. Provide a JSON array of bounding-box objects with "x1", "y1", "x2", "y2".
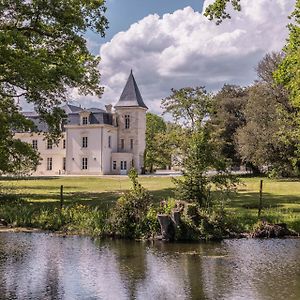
[{"x1": 0, "y1": 233, "x2": 299, "y2": 300}]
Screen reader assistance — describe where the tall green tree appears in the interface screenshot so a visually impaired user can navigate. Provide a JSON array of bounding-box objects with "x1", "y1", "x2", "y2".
[
  {"x1": 161, "y1": 86, "x2": 211, "y2": 130},
  {"x1": 162, "y1": 87, "x2": 237, "y2": 207},
  {"x1": 145, "y1": 113, "x2": 169, "y2": 173},
  {"x1": 210, "y1": 84, "x2": 248, "y2": 167},
  {"x1": 275, "y1": 1, "x2": 300, "y2": 108},
  {"x1": 235, "y1": 53, "x2": 299, "y2": 176},
  {"x1": 0, "y1": 0, "x2": 108, "y2": 174}
]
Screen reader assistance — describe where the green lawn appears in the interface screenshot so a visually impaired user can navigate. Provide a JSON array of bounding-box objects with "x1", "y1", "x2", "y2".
[{"x1": 1, "y1": 175, "x2": 300, "y2": 231}]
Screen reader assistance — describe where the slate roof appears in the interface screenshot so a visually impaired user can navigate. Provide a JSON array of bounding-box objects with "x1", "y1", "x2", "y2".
[
  {"x1": 20, "y1": 104, "x2": 113, "y2": 133},
  {"x1": 62, "y1": 104, "x2": 83, "y2": 114},
  {"x1": 114, "y1": 70, "x2": 148, "y2": 109}
]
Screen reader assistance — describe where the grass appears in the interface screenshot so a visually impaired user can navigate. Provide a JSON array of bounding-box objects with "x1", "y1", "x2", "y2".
[{"x1": 1, "y1": 175, "x2": 300, "y2": 233}]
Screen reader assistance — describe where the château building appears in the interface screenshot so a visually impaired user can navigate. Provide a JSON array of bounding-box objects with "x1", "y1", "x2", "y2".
[{"x1": 15, "y1": 71, "x2": 148, "y2": 175}]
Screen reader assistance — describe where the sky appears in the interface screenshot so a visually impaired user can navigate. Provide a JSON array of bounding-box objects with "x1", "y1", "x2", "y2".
[{"x1": 70, "y1": 0, "x2": 295, "y2": 115}]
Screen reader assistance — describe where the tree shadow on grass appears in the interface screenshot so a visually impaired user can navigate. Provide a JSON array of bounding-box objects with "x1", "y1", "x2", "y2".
[
  {"x1": 229, "y1": 192, "x2": 300, "y2": 210},
  {"x1": 0, "y1": 176, "x2": 60, "y2": 181},
  {"x1": 0, "y1": 187, "x2": 176, "y2": 211}
]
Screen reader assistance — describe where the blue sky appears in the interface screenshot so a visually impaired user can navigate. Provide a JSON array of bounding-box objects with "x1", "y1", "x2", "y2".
[
  {"x1": 87, "y1": 0, "x2": 204, "y2": 54},
  {"x1": 73, "y1": 0, "x2": 295, "y2": 114}
]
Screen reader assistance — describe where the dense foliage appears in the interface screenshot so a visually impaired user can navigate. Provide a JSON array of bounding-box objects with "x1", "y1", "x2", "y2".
[
  {"x1": 162, "y1": 87, "x2": 238, "y2": 207},
  {"x1": 144, "y1": 113, "x2": 170, "y2": 173},
  {"x1": 0, "y1": 0, "x2": 108, "y2": 174}
]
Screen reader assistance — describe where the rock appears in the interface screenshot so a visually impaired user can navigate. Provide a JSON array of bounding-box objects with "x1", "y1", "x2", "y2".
[
  {"x1": 157, "y1": 214, "x2": 175, "y2": 241},
  {"x1": 251, "y1": 222, "x2": 298, "y2": 238},
  {"x1": 171, "y1": 210, "x2": 180, "y2": 227},
  {"x1": 157, "y1": 209, "x2": 182, "y2": 242},
  {"x1": 0, "y1": 219, "x2": 8, "y2": 227}
]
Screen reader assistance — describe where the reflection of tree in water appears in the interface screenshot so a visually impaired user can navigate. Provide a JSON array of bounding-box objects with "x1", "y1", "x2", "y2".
[
  {"x1": 110, "y1": 240, "x2": 147, "y2": 299},
  {"x1": 1, "y1": 235, "x2": 300, "y2": 300},
  {"x1": 135, "y1": 242, "x2": 210, "y2": 300}
]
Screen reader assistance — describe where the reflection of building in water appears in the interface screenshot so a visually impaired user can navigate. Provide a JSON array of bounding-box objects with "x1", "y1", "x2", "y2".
[{"x1": 15, "y1": 71, "x2": 147, "y2": 175}]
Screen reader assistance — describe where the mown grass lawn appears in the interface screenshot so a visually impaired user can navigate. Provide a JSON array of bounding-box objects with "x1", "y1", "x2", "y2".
[{"x1": 1, "y1": 175, "x2": 300, "y2": 231}]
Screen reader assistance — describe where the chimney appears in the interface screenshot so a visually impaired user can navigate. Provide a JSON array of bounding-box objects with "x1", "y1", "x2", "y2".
[{"x1": 105, "y1": 104, "x2": 112, "y2": 113}]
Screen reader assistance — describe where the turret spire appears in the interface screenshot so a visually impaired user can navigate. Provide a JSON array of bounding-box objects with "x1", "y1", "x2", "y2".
[{"x1": 114, "y1": 71, "x2": 148, "y2": 109}]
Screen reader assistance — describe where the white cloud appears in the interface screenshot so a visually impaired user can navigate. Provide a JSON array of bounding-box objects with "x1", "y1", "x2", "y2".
[{"x1": 78, "y1": 0, "x2": 295, "y2": 114}]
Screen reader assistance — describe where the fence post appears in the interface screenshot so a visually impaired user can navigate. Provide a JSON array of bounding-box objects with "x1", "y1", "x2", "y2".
[
  {"x1": 258, "y1": 179, "x2": 263, "y2": 218},
  {"x1": 60, "y1": 185, "x2": 64, "y2": 209}
]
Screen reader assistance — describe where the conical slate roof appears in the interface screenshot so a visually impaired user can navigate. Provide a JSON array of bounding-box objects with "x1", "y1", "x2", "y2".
[{"x1": 115, "y1": 71, "x2": 148, "y2": 109}]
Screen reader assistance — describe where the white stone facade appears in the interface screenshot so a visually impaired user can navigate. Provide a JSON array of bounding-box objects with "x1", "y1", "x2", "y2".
[{"x1": 15, "y1": 72, "x2": 148, "y2": 176}]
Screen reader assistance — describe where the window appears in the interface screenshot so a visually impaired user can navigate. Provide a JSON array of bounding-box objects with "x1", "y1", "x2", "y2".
[
  {"x1": 108, "y1": 136, "x2": 111, "y2": 148},
  {"x1": 82, "y1": 157, "x2": 88, "y2": 170},
  {"x1": 32, "y1": 140, "x2": 38, "y2": 150},
  {"x1": 120, "y1": 139, "x2": 124, "y2": 150},
  {"x1": 130, "y1": 139, "x2": 134, "y2": 150},
  {"x1": 125, "y1": 115, "x2": 130, "y2": 129},
  {"x1": 63, "y1": 139, "x2": 66, "y2": 149},
  {"x1": 120, "y1": 160, "x2": 127, "y2": 170},
  {"x1": 63, "y1": 157, "x2": 66, "y2": 171},
  {"x1": 82, "y1": 136, "x2": 88, "y2": 148},
  {"x1": 82, "y1": 116, "x2": 88, "y2": 125},
  {"x1": 47, "y1": 158, "x2": 52, "y2": 171},
  {"x1": 47, "y1": 139, "x2": 52, "y2": 149},
  {"x1": 112, "y1": 161, "x2": 116, "y2": 170}
]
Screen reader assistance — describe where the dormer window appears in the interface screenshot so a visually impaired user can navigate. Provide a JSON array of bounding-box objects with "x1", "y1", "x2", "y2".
[
  {"x1": 125, "y1": 115, "x2": 130, "y2": 129},
  {"x1": 82, "y1": 116, "x2": 88, "y2": 125}
]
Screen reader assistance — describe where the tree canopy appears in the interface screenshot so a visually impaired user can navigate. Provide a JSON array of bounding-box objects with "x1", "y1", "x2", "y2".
[{"x1": 0, "y1": 0, "x2": 108, "y2": 174}]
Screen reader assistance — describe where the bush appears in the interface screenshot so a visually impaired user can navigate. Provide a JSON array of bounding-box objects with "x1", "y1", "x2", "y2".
[{"x1": 110, "y1": 168, "x2": 154, "y2": 238}]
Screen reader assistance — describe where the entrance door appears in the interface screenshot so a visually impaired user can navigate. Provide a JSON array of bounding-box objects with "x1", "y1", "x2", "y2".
[{"x1": 120, "y1": 160, "x2": 127, "y2": 175}]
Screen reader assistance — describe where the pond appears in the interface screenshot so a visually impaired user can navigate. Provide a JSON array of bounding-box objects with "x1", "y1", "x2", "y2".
[{"x1": 0, "y1": 233, "x2": 299, "y2": 300}]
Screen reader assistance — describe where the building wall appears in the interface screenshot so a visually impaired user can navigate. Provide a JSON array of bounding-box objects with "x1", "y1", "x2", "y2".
[
  {"x1": 100, "y1": 126, "x2": 118, "y2": 174},
  {"x1": 115, "y1": 107, "x2": 147, "y2": 174},
  {"x1": 14, "y1": 132, "x2": 66, "y2": 176},
  {"x1": 65, "y1": 124, "x2": 117, "y2": 175}
]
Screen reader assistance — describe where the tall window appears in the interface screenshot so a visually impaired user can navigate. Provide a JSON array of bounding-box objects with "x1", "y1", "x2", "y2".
[
  {"x1": 47, "y1": 139, "x2": 52, "y2": 149},
  {"x1": 63, "y1": 139, "x2": 66, "y2": 149},
  {"x1": 120, "y1": 160, "x2": 127, "y2": 170},
  {"x1": 47, "y1": 158, "x2": 52, "y2": 170},
  {"x1": 108, "y1": 136, "x2": 111, "y2": 148},
  {"x1": 120, "y1": 139, "x2": 124, "y2": 150},
  {"x1": 112, "y1": 161, "x2": 116, "y2": 170},
  {"x1": 82, "y1": 157, "x2": 88, "y2": 170},
  {"x1": 82, "y1": 136, "x2": 88, "y2": 148},
  {"x1": 63, "y1": 157, "x2": 66, "y2": 171},
  {"x1": 32, "y1": 140, "x2": 38, "y2": 150},
  {"x1": 125, "y1": 115, "x2": 130, "y2": 129},
  {"x1": 82, "y1": 116, "x2": 88, "y2": 125},
  {"x1": 130, "y1": 139, "x2": 134, "y2": 150}
]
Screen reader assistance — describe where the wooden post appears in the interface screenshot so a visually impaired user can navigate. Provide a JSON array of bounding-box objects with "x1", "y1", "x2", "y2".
[
  {"x1": 60, "y1": 185, "x2": 64, "y2": 209},
  {"x1": 258, "y1": 179, "x2": 263, "y2": 218}
]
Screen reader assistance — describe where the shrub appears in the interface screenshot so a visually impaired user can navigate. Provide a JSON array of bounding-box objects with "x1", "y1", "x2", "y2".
[{"x1": 110, "y1": 168, "x2": 153, "y2": 238}]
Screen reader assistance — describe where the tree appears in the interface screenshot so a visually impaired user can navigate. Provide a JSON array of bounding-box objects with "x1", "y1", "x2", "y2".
[
  {"x1": 275, "y1": 1, "x2": 300, "y2": 108},
  {"x1": 161, "y1": 87, "x2": 211, "y2": 129},
  {"x1": 174, "y1": 127, "x2": 236, "y2": 207},
  {"x1": 0, "y1": 0, "x2": 108, "y2": 174},
  {"x1": 204, "y1": 0, "x2": 241, "y2": 25},
  {"x1": 274, "y1": 1, "x2": 300, "y2": 160},
  {"x1": 162, "y1": 87, "x2": 237, "y2": 207},
  {"x1": 235, "y1": 53, "x2": 299, "y2": 176},
  {"x1": 210, "y1": 84, "x2": 248, "y2": 167},
  {"x1": 0, "y1": 97, "x2": 40, "y2": 174},
  {"x1": 145, "y1": 113, "x2": 169, "y2": 173}
]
